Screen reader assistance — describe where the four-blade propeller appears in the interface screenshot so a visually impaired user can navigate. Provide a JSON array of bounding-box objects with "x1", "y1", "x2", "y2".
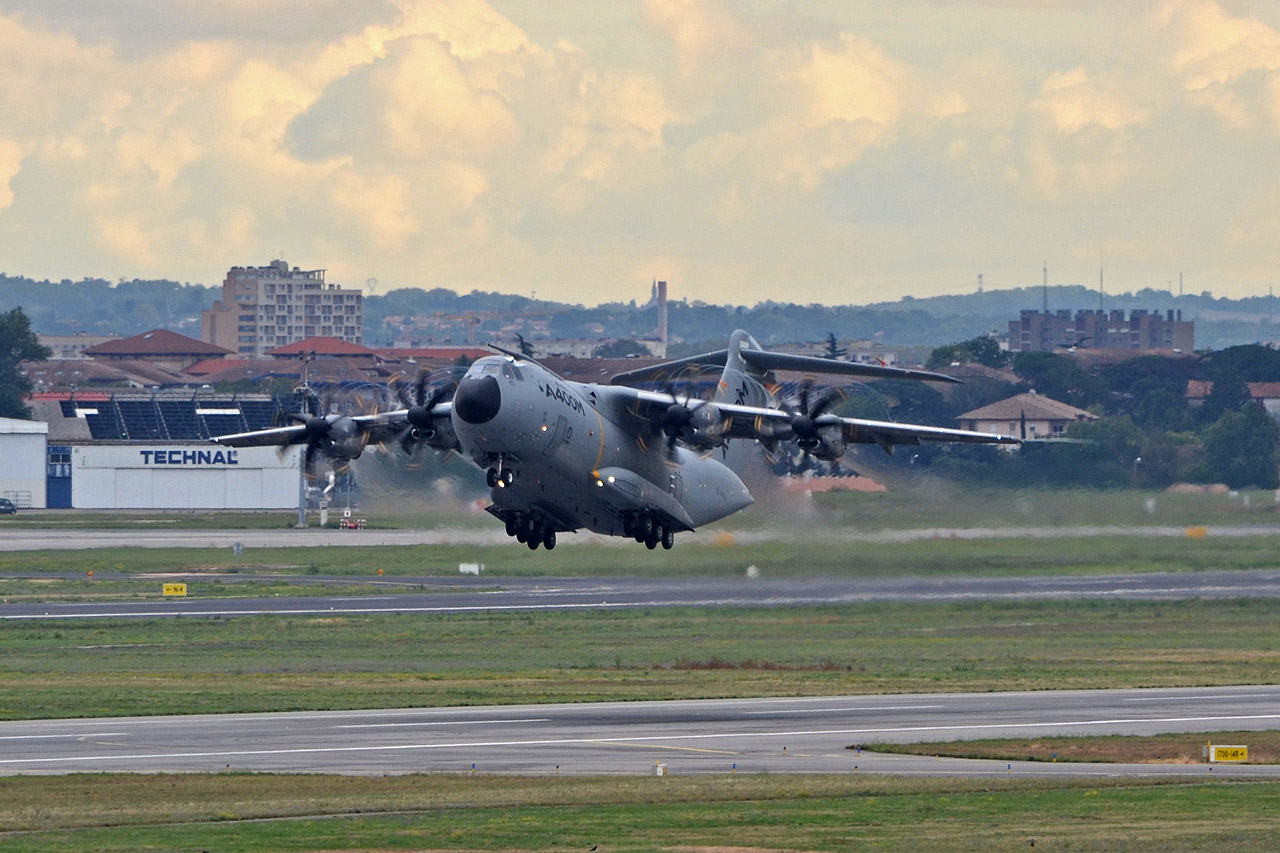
[{"x1": 395, "y1": 372, "x2": 455, "y2": 457}]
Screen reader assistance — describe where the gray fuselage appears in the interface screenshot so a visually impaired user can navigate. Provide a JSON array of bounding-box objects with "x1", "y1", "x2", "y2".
[{"x1": 449, "y1": 355, "x2": 752, "y2": 536}]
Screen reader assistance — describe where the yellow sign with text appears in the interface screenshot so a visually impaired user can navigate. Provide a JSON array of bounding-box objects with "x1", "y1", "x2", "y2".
[
  {"x1": 1210, "y1": 745, "x2": 1247, "y2": 762},
  {"x1": 163, "y1": 583, "x2": 187, "y2": 597}
]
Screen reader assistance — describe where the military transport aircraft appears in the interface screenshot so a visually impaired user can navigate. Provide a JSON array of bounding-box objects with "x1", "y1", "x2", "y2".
[{"x1": 214, "y1": 330, "x2": 1018, "y2": 550}]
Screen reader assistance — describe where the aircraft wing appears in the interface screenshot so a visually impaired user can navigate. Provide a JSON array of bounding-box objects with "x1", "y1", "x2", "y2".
[
  {"x1": 711, "y1": 399, "x2": 1019, "y2": 447},
  {"x1": 609, "y1": 348, "x2": 960, "y2": 386},
  {"x1": 212, "y1": 410, "x2": 414, "y2": 449},
  {"x1": 609, "y1": 386, "x2": 1019, "y2": 449}
]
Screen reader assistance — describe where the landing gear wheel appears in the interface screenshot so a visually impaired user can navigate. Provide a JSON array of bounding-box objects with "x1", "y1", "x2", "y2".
[
  {"x1": 639, "y1": 514, "x2": 654, "y2": 538},
  {"x1": 661, "y1": 526, "x2": 674, "y2": 550},
  {"x1": 644, "y1": 527, "x2": 659, "y2": 549},
  {"x1": 505, "y1": 515, "x2": 518, "y2": 537},
  {"x1": 524, "y1": 515, "x2": 539, "y2": 539},
  {"x1": 486, "y1": 468, "x2": 499, "y2": 488},
  {"x1": 526, "y1": 535, "x2": 540, "y2": 550},
  {"x1": 501, "y1": 469, "x2": 515, "y2": 486},
  {"x1": 543, "y1": 529, "x2": 556, "y2": 550}
]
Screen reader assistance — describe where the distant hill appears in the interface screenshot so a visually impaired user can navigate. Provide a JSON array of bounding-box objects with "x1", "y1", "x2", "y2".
[{"x1": 1, "y1": 271, "x2": 1274, "y2": 351}]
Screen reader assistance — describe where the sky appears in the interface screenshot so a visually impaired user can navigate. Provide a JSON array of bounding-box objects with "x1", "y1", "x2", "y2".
[{"x1": 2, "y1": 1, "x2": 1280, "y2": 307}]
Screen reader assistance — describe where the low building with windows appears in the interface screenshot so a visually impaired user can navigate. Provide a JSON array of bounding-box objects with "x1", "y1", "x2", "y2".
[
  {"x1": 956, "y1": 391, "x2": 1096, "y2": 441},
  {"x1": 28, "y1": 392, "x2": 303, "y2": 509}
]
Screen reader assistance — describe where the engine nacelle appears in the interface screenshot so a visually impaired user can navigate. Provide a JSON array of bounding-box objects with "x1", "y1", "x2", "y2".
[
  {"x1": 685, "y1": 403, "x2": 726, "y2": 449},
  {"x1": 419, "y1": 418, "x2": 459, "y2": 451},
  {"x1": 801, "y1": 424, "x2": 846, "y2": 461}
]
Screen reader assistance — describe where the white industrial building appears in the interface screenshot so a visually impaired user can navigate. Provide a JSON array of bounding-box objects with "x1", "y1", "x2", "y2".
[
  {"x1": 25, "y1": 392, "x2": 307, "y2": 510},
  {"x1": 0, "y1": 417, "x2": 49, "y2": 508},
  {"x1": 69, "y1": 443, "x2": 301, "y2": 510}
]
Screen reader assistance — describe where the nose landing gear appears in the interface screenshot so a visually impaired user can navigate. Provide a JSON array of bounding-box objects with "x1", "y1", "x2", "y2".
[{"x1": 486, "y1": 466, "x2": 515, "y2": 488}]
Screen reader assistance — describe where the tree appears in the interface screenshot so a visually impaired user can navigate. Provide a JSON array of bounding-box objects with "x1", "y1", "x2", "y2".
[
  {"x1": 1194, "y1": 403, "x2": 1280, "y2": 489},
  {"x1": 0, "y1": 307, "x2": 50, "y2": 419},
  {"x1": 1011, "y1": 351, "x2": 1105, "y2": 408},
  {"x1": 821, "y1": 332, "x2": 847, "y2": 360},
  {"x1": 593, "y1": 338, "x2": 650, "y2": 358},
  {"x1": 926, "y1": 335, "x2": 1009, "y2": 369},
  {"x1": 515, "y1": 333, "x2": 535, "y2": 358}
]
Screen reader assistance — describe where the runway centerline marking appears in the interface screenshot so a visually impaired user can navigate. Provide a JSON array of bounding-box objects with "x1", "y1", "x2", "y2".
[
  {"x1": 6, "y1": 713, "x2": 1280, "y2": 766},
  {"x1": 335, "y1": 718, "x2": 551, "y2": 729},
  {"x1": 744, "y1": 705, "x2": 943, "y2": 715},
  {"x1": 587, "y1": 740, "x2": 740, "y2": 755}
]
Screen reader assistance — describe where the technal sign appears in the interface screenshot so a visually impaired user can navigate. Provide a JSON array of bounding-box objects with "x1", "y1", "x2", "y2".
[{"x1": 139, "y1": 449, "x2": 239, "y2": 466}]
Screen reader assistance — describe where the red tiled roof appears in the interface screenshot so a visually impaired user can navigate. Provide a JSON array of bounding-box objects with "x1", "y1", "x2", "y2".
[
  {"x1": 1248, "y1": 382, "x2": 1280, "y2": 400},
  {"x1": 185, "y1": 358, "x2": 249, "y2": 376},
  {"x1": 84, "y1": 329, "x2": 231, "y2": 357},
  {"x1": 1186, "y1": 380, "x2": 1280, "y2": 401},
  {"x1": 268, "y1": 337, "x2": 379, "y2": 357}
]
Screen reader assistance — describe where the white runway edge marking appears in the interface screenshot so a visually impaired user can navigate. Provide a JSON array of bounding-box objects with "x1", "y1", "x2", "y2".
[
  {"x1": 335, "y1": 718, "x2": 551, "y2": 729},
  {"x1": 0, "y1": 733, "x2": 126, "y2": 740},
  {"x1": 5, "y1": 713, "x2": 1280, "y2": 766},
  {"x1": 1123, "y1": 693, "x2": 1280, "y2": 702}
]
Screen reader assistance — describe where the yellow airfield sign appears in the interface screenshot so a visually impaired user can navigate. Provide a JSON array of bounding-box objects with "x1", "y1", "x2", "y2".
[
  {"x1": 162, "y1": 583, "x2": 188, "y2": 597},
  {"x1": 1208, "y1": 744, "x2": 1247, "y2": 763}
]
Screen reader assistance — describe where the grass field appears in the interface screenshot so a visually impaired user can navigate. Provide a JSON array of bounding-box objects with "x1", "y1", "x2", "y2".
[
  {"x1": 2, "y1": 774, "x2": 1279, "y2": 851},
  {"x1": 3, "y1": 598, "x2": 1278, "y2": 720},
  {"x1": 867, "y1": 730, "x2": 1280, "y2": 764},
  {"x1": 4, "y1": 483, "x2": 1280, "y2": 531}
]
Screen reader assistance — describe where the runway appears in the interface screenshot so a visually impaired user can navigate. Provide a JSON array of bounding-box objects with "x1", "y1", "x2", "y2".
[
  {"x1": 2, "y1": 687, "x2": 1279, "y2": 777},
  {"x1": 4, "y1": 570, "x2": 1280, "y2": 621}
]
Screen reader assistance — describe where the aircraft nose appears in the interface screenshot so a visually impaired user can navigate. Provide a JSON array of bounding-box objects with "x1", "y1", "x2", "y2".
[{"x1": 453, "y1": 374, "x2": 501, "y2": 424}]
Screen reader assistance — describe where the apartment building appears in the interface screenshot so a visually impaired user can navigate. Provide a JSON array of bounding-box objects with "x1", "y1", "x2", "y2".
[
  {"x1": 201, "y1": 259, "x2": 362, "y2": 357},
  {"x1": 1008, "y1": 308, "x2": 1193, "y2": 353}
]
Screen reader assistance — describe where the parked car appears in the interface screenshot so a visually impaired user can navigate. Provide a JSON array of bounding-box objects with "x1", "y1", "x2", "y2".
[{"x1": 0, "y1": 498, "x2": 17, "y2": 514}]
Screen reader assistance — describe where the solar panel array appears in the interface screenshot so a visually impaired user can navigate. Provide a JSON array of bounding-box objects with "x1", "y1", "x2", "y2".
[{"x1": 64, "y1": 396, "x2": 294, "y2": 441}]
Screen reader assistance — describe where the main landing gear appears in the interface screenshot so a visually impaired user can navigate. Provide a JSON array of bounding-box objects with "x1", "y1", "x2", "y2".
[
  {"x1": 504, "y1": 511, "x2": 556, "y2": 550},
  {"x1": 486, "y1": 467, "x2": 514, "y2": 488},
  {"x1": 623, "y1": 511, "x2": 675, "y2": 550}
]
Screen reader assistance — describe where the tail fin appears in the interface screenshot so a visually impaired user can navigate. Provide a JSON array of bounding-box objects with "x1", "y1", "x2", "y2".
[{"x1": 713, "y1": 330, "x2": 775, "y2": 408}]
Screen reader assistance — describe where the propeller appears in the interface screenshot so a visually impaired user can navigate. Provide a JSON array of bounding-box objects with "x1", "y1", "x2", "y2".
[
  {"x1": 763, "y1": 379, "x2": 851, "y2": 465},
  {"x1": 394, "y1": 371, "x2": 455, "y2": 458},
  {"x1": 275, "y1": 388, "x2": 360, "y2": 477},
  {"x1": 657, "y1": 383, "x2": 723, "y2": 456},
  {"x1": 779, "y1": 380, "x2": 843, "y2": 446}
]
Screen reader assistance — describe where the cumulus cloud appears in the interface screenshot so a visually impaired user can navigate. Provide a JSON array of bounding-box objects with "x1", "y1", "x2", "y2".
[{"x1": 0, "y1": 0, "x2": 1279, "y2": 304}]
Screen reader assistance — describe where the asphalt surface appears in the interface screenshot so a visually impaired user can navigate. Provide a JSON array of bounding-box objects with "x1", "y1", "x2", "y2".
[
  {"x1": 3, "y1": 687, "x2": 1279, "y2": 777},
  {"x1": 4, "y1": 570, "x2": 1280, "y2": 621}
]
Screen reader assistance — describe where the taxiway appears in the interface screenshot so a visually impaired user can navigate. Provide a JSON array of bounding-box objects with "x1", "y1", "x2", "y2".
[{"x1": 2, "y1": 687, "x2": 1278, "y2": 777}]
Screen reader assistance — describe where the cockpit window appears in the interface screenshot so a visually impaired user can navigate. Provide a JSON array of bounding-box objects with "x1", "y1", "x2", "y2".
[
  {"x1": 481, "y1": 363, "x2": 502, "y2": 376},
  {"x1": 505, "y1": 363, "x2": 522, "y2": 380}
]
